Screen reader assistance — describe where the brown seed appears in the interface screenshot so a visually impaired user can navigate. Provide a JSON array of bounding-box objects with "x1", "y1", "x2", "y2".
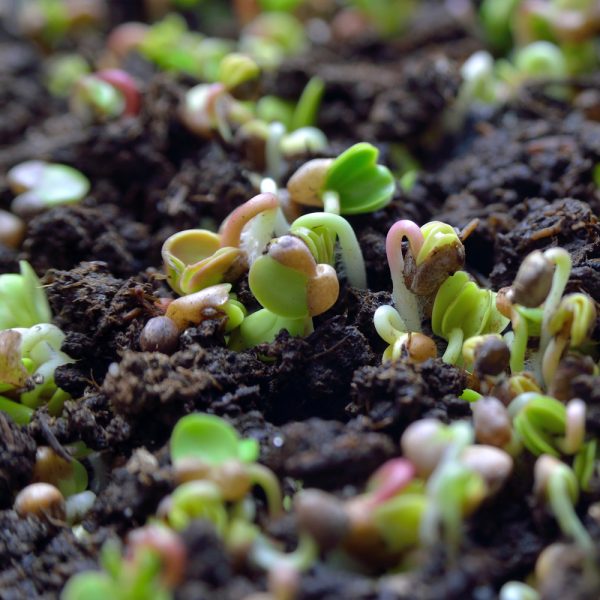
[
  {"x1": 472, "y1": 396, "x2": 512, "y2": 447},
  {"x1": 401, "y1": 419, "x2": 447, "y2": 478},
  {"x1": 508, "y1": 250, "x2": 554, "y2": 308},
  {"x1": 209, "y1": 460, "x2": 252, "y2": 501},
  {"x1": 403, "y1": 333, "x2": 437, "y2": 363},
  {"x1": 294, "y1": 489, "x2": 349, "y2": 550},
  {"x1": 268, "y1": 235, "x2": 316, "y2": 276},
  {"x1": 306, "y1": 263, "x2": 339, "y2": 316},
  {"x1": 139, "y1": 316, "x2": 180, "y2": 354},
  {"x1": 286, "y1": 159, "x2": 332, "y2": 208},
  {"x1": 14, "y1": 482, "x2": 66, "y2": 521},
  {"x1": 473, "y1": 337, "x2": 510, "y2": 377},
  {"x1": 0, "y1": 210, "x2": 25, "y2": 249}
]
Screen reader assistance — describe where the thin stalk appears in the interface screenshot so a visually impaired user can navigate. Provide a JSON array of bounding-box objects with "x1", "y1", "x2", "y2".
[
  {"x1": 442, "y1": 328, "x2": 464, "y2": 364},
  {"x1": 322, "y1": 190, "x2": 340, "y2": 215},
  {"x1": 246, "y1": 463, "x2": 283, "y2": 518},
  {"x1": 539, "y1": 248, "x2": 572, "y2": 363},
  {"x1": 548, "y1": 471, "x2": 594, "y2": 556},
  {"x1": 510, "y1": 309, "x2": 528, "y2": 374},
  {"x1": 542, "y1": 335, "x2": 569, "y2": 389},
  {"x1": 386, "y1": 220, "x2": 425, "y2": 332},
  {"x1": 266, "y1": 122, "x2": 286, "y2": 183}
]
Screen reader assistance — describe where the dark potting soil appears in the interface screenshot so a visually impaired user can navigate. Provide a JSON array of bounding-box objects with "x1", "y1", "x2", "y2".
[{"x1": 2, "y1": 3, "x2": 600, "y2": 599}]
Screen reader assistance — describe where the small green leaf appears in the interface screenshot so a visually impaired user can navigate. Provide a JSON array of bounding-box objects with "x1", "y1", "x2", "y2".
[
  {"x1": 291, "y1": 76, "x2": 325, "y2": 131},
  {"x1": 249, "y1": 255, "x2": 309, "y2": 318},
  {"x1": 61, "y1": 572, "x2": 116, "y2": 600},
  {"x1": 232, "y1": 308, "x2": 307, "y2": 349},
  {"x1": 171, "y1": 414, "x2": 239, "y2": 465},
  {"x1": 324, "y1": 143, "x2": 395, "y2": 214},
  {"x1": 374, "y1": 492, "x2": 427, "y2": 552},
  {"x1": 0, "y1": 396, "x2": 33, "y2": 425}
]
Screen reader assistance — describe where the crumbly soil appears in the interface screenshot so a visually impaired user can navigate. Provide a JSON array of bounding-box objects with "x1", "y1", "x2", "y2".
[{"x1": 2, "y1": 2, "x2": 600, "y2": 598}]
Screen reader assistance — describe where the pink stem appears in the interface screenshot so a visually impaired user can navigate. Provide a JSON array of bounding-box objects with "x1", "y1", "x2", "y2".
[
  {"x1": 96, "y1": 69, "x2": 141, "y2": 116},
  {"x1": 366, "y1": 458, "x2": 415, "y2": 507},
  {"x1": 385, "y1": 220, "x2": 425, "y2": 278},
  {"x1": 219, "y1": 193, "x2": 279, "y2": 248}
]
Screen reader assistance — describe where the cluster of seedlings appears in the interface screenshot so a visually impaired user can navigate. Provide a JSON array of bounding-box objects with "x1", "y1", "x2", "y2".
[{"x1": 2, "y1": 0, "x2": 600, "y2": 599}]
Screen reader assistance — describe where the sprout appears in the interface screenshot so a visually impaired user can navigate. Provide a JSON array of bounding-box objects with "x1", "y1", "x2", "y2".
[
  {"x1": 8, "y1": 161, "x2": 90, "y2": 219},
  {"x1": 534, "y1": 455, "x2": 595, "y2": 556},
  {"x1": 0, "y1": 261, "x2": 50, "y2": 330},
  {"x1": 508, "y1": 393, "x2": 586, "y2": 456},
  {"x1": 167, "y1": 480, "x2": 228, "y2": 533},
  {"x1": 462, "y1": 334, "x2": 510, "y2": 378},
  {"x1": 432, "y1": 272, "x2": 510, "y2": 364},
  {"x1": 542, "y1": 293, "x2": 596, "y2": 387},
  {"x1": 105, "y1": 22, "x2": 149, "y2": 63},
  {"x1": 45, "y1": 54, "x2": 90, "y2": 98},
  {"x1": 164, "y1": 284, "x2": 246, "y2": 332},
  {"x1": 230, "y1": 308, "x2": 308, "y2": 350},
  {"x1": 287, "y1": 142, "x2": 395, "y2": 215},
  {"x1": 240, "y1": 12, "x2": 306, "y2": 70},
  {"x1": 386, "y1": 220, "x2": 464, "y2": 333},
  {"x1": 420, "y1": 432, "x2": 487, "y2": 560},
  {"x1": 294, "y1": 489, "x2": 350, "y2": 551},
  {"x1": 290, "y1": 76, "x2": 325, "y2": 131},
  {"x1": 170, "y1": 413, "x2": 282, "y2": 517},
  {"x1": 218, "y1": 53, "x2": 261, "y2": 95},
  {"x1": 14, "y1": 482, "x2": 66, "y2": 522},
  {"x1": 125, "y1": 525, "x2": 187, "y2": 588},
  {"x1": 94, "y1": 69, "x2": 142, "y2": 117},
  {"x1": 171, "y1": 413, "x2": 259, "y2": 466},
  {"x1": 471, "y1": 396, "x2": 513, "y2": 448},
  {"x1": 62, "y1": 528, "x2": 181, "y2": 600},
  {"x1": 573, "y1": 439, "x2": 597, "y2": 492},
  {"x1": 70, "y1": 73, "x2": 126, "y2": 122},
  {"x1": 0, "y1": 323, "x2": 74, "y2": 420},
  {"x1": 374, "y1": 305, "x2": 437, "y2": 364},
  {"x1": 33, "y1": 446, "x2": 88, "y2": 498},
  {"x1": 499, "y1": 582, "x2": 540, "y2": 600},
  {"x1": 163, "y1": 193, "x2": 279, "y2": 295},
  {"x1": 291, "y1": 212, "x2": 367, "y2": 288},
  {"x1": 249, "y1": 235, "x2": 339, "y2": 319}
]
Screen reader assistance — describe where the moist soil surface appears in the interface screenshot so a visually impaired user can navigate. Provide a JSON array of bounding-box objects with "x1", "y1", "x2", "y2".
[{"x1": 2, "y1": 2, "x2": 600, "y2": 599}]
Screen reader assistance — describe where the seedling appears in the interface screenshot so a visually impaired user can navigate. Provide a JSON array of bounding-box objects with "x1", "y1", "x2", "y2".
[
  {"x1": 432, "y1": 271, "x2": 510, "y2": 364},
  {"x1": 0, "y1": 323, "x2": 74, "y2": 420},
  {"x1": 373, "y1": 304, "x2": 437, "y2": 364},
  {"x1": 45, "y1": 54, "x2": 90, "y2": 98},
  {"x1": 291, "y1": 212, "x2": 367, "y2": 288},
  {"x1": 249, "y1": 234, "x2": 339, "y2": 319},
  {"x1": 33, "y1": 446, "x2": 88, "y2": 498},
  {"x1": 218, "y1": 52, "x2": 261, "y2": 96},
  {"x1": 287, "y1": 142, "x2": 395, "y2": 215},
  {"x1": 170, "y1": 413, "x2": 282, "y2": 517},
  {"x1": 62, "y1": 527, "x2": 184, "y2": 600},
  {"x1": 0, "y1": 261, "x2": 52, "y2": 330},
  {"x1": 162, "y1": 193, "x2": 279, "y2": 295},
  {"x1": 508, "y1": 393, "x2": 586, "y2": 456},
  {"x1": 8, "y1": 161, "x2": 90, "y2": 219},
  {"x1": 240, "y1": 12, "x2": 306, "y2": 70},
  {"x1": 70, "y1": 69, "x2": 141, "y2": 122},
  {"x1": 462, "y1": 334, "x2": 510, "y2": 378},
  {"x1": 386, "y1": 220, "x2": 465, "y2": 333},
  {"x1": 534, "y1": 455, "x2": 595, "y2": 557},
  {"x1": 499, "y1": 582, "x2": 540, "y2": 600},
  {"x1": 181, "y1": 82, "x2": 252, "y2": 142},
  {"x1": 542, "y1": 293, "x2": 596, "y2": 387},
  {"x1": 230, "y1": 308, "x2": 308, "y2": 350}
]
